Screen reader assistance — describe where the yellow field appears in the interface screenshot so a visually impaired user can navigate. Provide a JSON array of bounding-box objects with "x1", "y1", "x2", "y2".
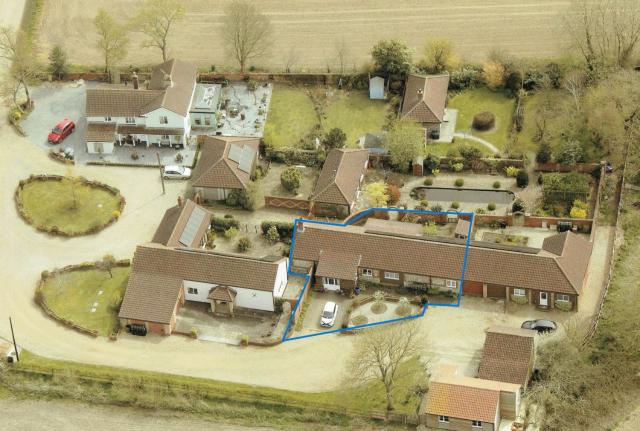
[{"x1": 39, "y1": 0, "x2": 570, "y2": 70}]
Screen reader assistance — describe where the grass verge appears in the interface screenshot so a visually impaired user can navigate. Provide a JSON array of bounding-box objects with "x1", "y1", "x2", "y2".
[
  {"x1": 0, "y1": 351, "x2": 415, "y2": 429},
  {"x1": 40, "y1": 267, "x2": 130, "y2": 336}
]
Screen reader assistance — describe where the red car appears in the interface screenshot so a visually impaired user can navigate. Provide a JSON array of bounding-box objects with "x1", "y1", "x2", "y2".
[{"x1": 48, "y1": 119, "x2": 75, "y2": 144}]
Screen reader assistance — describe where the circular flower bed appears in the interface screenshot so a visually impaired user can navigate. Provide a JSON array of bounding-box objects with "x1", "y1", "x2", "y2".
[
  {"x1": 15, "y1": 174, "x2": 125, "y2": 236},
  {"x1": 351, "y1": 315, "x2": 369, "y2": 326}
]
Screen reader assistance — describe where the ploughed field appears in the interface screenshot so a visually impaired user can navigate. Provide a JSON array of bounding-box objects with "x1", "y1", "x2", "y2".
[{"x1": 39, "y1": 0, "x2": 568, "y2": 70}]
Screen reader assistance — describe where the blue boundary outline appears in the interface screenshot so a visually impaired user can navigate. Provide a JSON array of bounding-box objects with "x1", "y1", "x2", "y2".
[{"x1": 281, "y1": 208, "x2": 475, "y2": 342}]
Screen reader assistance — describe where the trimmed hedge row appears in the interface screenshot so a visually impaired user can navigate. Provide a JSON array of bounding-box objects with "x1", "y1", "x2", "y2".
[
  {"x1": 260, "y1": 220, "x2": 295, "y2": 241},
  {"x1": 15, "y1": 174, "x2": 126, "y2": 237},
  {"x1": 211, "y1": 215, "x2": 240, "y2": 233}
]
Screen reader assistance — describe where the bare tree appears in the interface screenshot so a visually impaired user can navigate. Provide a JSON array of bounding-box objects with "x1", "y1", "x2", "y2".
[
  {"x1": 97, "y1": 254, "x2": 117, "y2": 278},
  {"x1": 93, "y1": 9, "x2": 129, "y2": 73},
  {"x1": 0, "y1": 26, "x2": 38, "y2": 111},
  {"x1": 563, "y1": 69, "x2": 586, "y2": 111},
  {"x1": 347, "y1": 321, "x2": 426, "y2": 411},
  {"x1": 283, "y1": 46, "x2": 300, "y2": 73},
  {"x1": 220, "y1": 0, "x2": 272, "y2": 72},
  {"x1": 564, "y1": 0, "x2": 640, "y2": 70},
  {"x1": 133, "y1": 0, "x2": 185, "y2": 61},
  {"x1": 335, "y1": 37, "x2": 349, "y2": 75}
]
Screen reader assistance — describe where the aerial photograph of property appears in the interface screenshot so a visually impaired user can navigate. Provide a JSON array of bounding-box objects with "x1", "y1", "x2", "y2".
[{"x1": 1, "y1": 0, "x2": 640, "y2": 430}]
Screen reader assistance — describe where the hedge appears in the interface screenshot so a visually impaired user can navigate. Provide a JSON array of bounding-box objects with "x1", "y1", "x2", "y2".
[
  {"x1": 261, "y1": 220, "x2": 295, "y2": 241},
  {"x1": 211, "y1": 215, "x2": 239, "y2": 233}
]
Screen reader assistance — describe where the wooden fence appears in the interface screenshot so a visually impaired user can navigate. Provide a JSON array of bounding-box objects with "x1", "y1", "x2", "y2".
[{"x1": 264, "y1": 195, "x2": 311, "y2": 211}]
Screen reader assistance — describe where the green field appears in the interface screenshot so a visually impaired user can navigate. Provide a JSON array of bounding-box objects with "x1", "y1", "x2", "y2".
[
  {"x1": 41, "y1": 267, "x2": 130, "y2": 336},
  {"x1": 323, "y1": 91, "x2": 389, "y2": 147},
  {"x1": 18, "y1": 179, "x2": 122, "y2": 235},
  {"x1": 449, "y1": 87, "x2": 515, "y2": 151}
]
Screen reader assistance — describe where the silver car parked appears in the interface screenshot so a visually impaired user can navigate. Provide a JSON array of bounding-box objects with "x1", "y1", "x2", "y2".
[{"x1": 163, "y1": 165, "x2": 191, "y2": 180}]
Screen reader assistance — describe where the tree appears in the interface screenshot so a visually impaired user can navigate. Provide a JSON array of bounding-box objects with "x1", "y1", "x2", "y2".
[
  {"x1": 364, "y1": 182, "x2": 389, "y2": 207},
  {"x1": 420, "y1": 38, "x2": 459, "y2": 73},
  {"x1": 237, "y1": 236, "x2": 253, "y2": 252},
  {"x1": 266, "y1": 225, "x2": 280, "y2": 244},
  {"x1": 536, "y1": 142, "x2": 552, "y2": 164},
  {"x1": 347, "y1": 321, "x2": 425, "y2": 411},
  {"x1": 563, "y1": 69, "x2": 586, "y2": 111},
  {"x1": 459, "y1": 145, "x2": 482, "y2": 161},
  {"x1": 555, "y1": 140, "x2": 585, "y2": 165},
  {"x1": 0, "y1": 26, "x2": 38, "y2": 111},
  {"x1": 334, "y1": 37, "x2": 349, "y2": 74},
  {"x1": 220, "y1": 0, "x2": 272, "y2": 72},
  {"x1": 563, "y1": 0, "x2": 640, "y2": 71},
  {"x1": 516, "y1": 169, "x2": 529, "y2": 188},
  {"x1": 371, "y1": 39, "x2": 411, "y2": 78},
  {"x1": 98, "y1": 254, "x2": 117, "y2": 278},
  {"x1": 280, "y1": 166, "x2": 301, "y2": 193},
  {"x1": 323, "y1": 127, "x2": 347, "y2": 150},
  {"x1": 48, "y1": 45, "x2": 67, "y2": 79},
  {"x1": 387, "y1": 184, "x2": 401, "y2": 205},
  {"x1": 482, "y1": 61, "x2": 506, "y2": 89},
  {"x1": 93, "y1": 9, "x2": 129, "y2": 73},
  {"x1": 133, "y1": 0, "x2": 185, "y2": 61},
  {"x1": 422, "y1": 221, "x2": 437, "y2": 235},
  {"x1": 384, "y1": 120, "x2": 423, "y2": 173}
]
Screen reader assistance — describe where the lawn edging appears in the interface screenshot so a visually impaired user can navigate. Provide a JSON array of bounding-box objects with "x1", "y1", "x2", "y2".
[
  {"x1": 14, "y1": 174, "x2": 126, "y2": 237},
  {"x1": 35, "y1": 260, "x2": 131, "y2": 338}
]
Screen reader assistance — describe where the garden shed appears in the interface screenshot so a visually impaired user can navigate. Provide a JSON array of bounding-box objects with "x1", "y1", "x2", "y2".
[{"x1": 369, "y1": 76, "x2": 385, "y2": 100}]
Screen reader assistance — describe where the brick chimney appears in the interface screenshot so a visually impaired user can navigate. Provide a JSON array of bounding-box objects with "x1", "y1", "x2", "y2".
[
  {"x1": 417, "y1": 87, "x2": 423, "y2": 101},
  {"x1": 132, "y1": 72, "x2": 139, "y2": 90}
]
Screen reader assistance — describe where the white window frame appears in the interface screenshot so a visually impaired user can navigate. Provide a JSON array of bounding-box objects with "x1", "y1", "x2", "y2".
[
  {"x1": 446, "y1": 279, "x2": 457, "y2": 289},
  {"x1": 159, "y1": 116, "x2": 168, "y2": 124},
  {"x1": 204, "y1": 115, "x2": 211, "y2": 126},
  {"x1": 104, "y1": 116, "x2": 112, "y2": 122},
  {"x1": 438, "y1": 415, "x2": 449, "y2": 423},
  {"x1": 557, "y1": 294, "x2": 570, "y2": 302},
  {"x1": 362, "y1": 268, "x2": 373, "y2": 277},
  {"x1": 324, "y1": 277, "x2": 339, "y2": 286},
  {"x1": 162, "y1": 134, "x2": 170, "y2": 139},
  {"x1": 125, "y1": 117, "x2": 135, "y2": 124},
  {"x1": 187, "y1": 287, "x2": 198, "y2": 295},
  {"x1": 384, "y1": 271, "x2": 399, "y2": 280},
  {"x1": 472, "y1": 420, "x2": 482, "y2": 428},
  {"x1": 514, "y1": 288, "x2": 526, "y2": 297}
]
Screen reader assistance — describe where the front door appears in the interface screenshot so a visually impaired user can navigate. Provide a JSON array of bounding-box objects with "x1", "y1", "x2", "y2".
[
  {"x1": 539, "y1": 292, "x2": 548, "y2": 307},
  {"x1": 323, "y1": 277, "x2": 340, "y2": 291}
]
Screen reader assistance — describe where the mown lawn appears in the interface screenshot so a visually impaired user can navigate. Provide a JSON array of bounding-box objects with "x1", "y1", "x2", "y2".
[
  {"x1": 448, "y1": 87, "x2": 515, "y2": 151},
  {"x1": 323, "y1": 91, "x2": 389, "y2": 147},
  {"x1": 263, "y1": 86, "x2": 317, "y2": 149},
  {"x1": 18, "y1": 179, "x2": 121, "y2": 235},
  {"x1": 424, "y1": 138, "x2": 494, "y2": 157},
  {"x1": 264, "y1": 87, "x2": 389, "y2": 149},
  {"x1": 41, "y1": 267, "x2": 130, "y2": 336}
]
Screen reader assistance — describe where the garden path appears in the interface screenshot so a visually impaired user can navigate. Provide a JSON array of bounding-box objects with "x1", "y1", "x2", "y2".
[{"x1": 453, "y1": 132, "x2": 500, "y2": 155}]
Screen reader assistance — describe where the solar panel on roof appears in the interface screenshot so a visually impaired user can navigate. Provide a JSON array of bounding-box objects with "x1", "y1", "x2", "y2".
[
  {"x1": 238, "y1": 145, "x2": 255, "y2": 173},
  {"x1": 179, "y1": 207, "x2": 206, "y2": 247},
  {"x1": 228, "y1": 144, "x2": 242, "y2": 163}
]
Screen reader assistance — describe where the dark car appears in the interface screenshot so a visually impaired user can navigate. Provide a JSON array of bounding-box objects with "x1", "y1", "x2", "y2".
[
  {"x1": 521, "y1": 319, "x2": 557, "y2": 333},
  {"x1": 48, "y1": 119, "x2": 75, "y2": 144}
]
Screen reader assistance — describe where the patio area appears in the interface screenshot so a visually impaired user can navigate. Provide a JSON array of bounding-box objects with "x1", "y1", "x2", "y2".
[
  {"x1": 176, "y1": 302, "x2": 279, "y2": 345},
  {"x1": 216, "y1": 82, "x2": 273, "y2": 137}
]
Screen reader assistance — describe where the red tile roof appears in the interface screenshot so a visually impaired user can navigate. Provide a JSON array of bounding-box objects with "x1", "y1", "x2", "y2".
[
  {"x1": 311, "y1": 149, "x2": 369, "y2": 206},
  {"x1": 401, "y1": 74, "x2": 449, "y2": 124},
  {"x1": 293, "y1": 222, "x2": 592, "y2": 294},
  {"x1": 191, "y1": 136, "x2": 259, "y2": 190},
  {"x1": 425, "y1": 381, "x2": 499, "y2": 424},
  {"x1": 478, "y1": 326, "x2": 536, "y2": 387}
]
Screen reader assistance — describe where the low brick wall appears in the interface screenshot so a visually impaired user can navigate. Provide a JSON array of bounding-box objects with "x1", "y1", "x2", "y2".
[
  {"x1": 264, "y1": 195, "x2": 311, "y2": 211},
  {"x1": 535, "y1": 162, "x2": 600, "y2": 173}
]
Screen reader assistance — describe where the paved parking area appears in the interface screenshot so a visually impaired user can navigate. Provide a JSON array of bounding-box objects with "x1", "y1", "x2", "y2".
[{"x1": 299, "y1": 291, "x2": 352, "y2": 334}]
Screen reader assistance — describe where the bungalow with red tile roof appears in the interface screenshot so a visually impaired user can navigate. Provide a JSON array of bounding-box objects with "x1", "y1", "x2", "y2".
[
  {"x1": 292, "y1": 218, "x2": 592, "y2": 310},
  {"x1": 311, "y1": 148, "x2": 369, "y2": 218},
  {"x1": 118, "y1": 200, "x2": 288, "y2": 335},
  {"x1": 401, "y1": 73, "x2": 450, "y2": 140},
  {"x1": 190, "y1": 136, "x2": 260, "y2": 202}
]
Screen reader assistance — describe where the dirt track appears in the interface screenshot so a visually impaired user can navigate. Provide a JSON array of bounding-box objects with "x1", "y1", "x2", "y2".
[{"x1": 39, "y1": 0, "x2": 570, "y2": 70}]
